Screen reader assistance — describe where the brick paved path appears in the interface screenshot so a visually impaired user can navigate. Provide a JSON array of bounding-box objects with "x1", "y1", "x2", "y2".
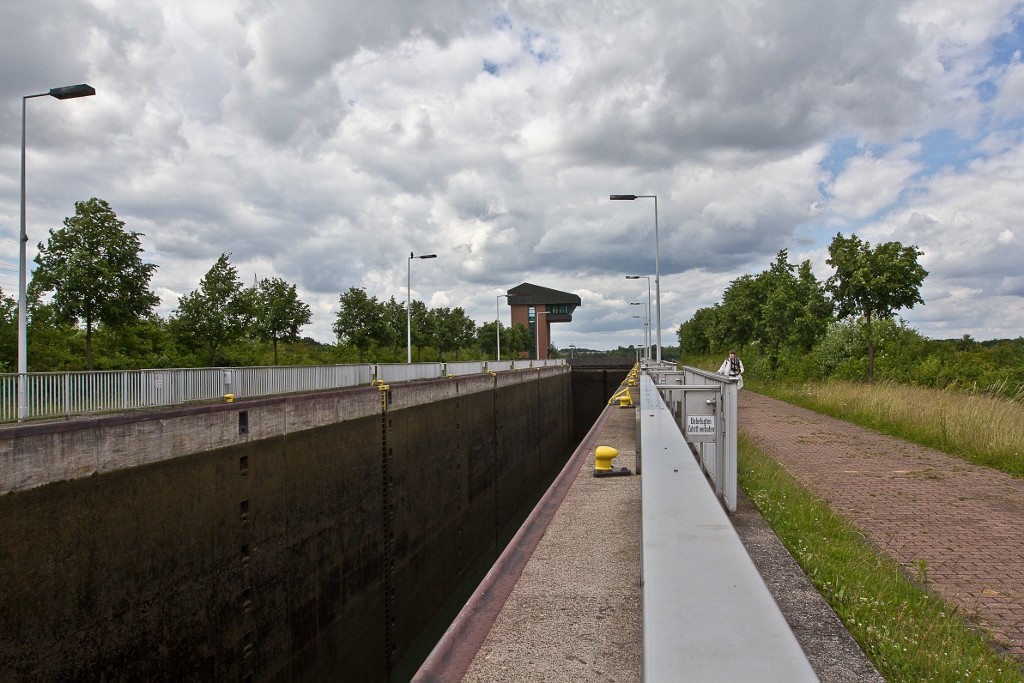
[{"x1": 740, "y1": 391, "x2": 1024, "y2": 658}]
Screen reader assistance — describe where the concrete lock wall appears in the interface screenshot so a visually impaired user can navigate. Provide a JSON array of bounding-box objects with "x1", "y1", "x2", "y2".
[
  {"x1": 571, "y1": 368, "x2": 630, "y2": 442},
  {"x1": 0, "y1": 367, "x2": 577, "y2": 683}
]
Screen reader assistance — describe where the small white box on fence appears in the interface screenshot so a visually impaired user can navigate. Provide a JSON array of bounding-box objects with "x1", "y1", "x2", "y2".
[
  {"x1": 686, "y1": 414, "x2": 715, "y2": 437},
  {"x1": 154, "y1": 377, "x2": 163, "y2": 389}
]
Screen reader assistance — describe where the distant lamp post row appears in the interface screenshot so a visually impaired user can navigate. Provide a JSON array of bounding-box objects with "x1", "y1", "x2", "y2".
[
  {"x1": 626, "y1": 275, "x2": 652, "y2": 359},
  {"x1": 611, "y1": 194, "x2": 661, "y2": 363},
  {"x1": 19, "y1": 83, "x2": 95, "y2": 420},
  {"x1": 407, "y1": 252, "x2": 436, "y2": 363}
]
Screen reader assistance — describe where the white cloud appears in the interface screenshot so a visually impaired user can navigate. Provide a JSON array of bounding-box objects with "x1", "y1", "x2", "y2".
[
  {"x1": 2, "y1": 0, "x2": 1024, "y2": 347},
  {"x1": 829, "y1": 143, "x2": 922, "y2": 221}
]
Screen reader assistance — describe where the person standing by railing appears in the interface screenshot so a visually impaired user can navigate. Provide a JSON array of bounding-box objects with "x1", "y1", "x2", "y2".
[{"x1": 718, "y1": 350, "x2": 744, "y2": 390}]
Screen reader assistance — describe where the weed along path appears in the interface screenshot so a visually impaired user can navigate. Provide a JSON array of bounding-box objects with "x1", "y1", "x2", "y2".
[{"x1": 739, "y1": 391, "x2": 1024, "y2": 659}]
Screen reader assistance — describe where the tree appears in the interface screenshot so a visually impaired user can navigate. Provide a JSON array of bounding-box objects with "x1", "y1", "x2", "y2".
[
  {"x1": 716, "y1": 274, "x2": 766, "y2": 350},
  {"x1": 826, "y1": 233, "x2": 927, "y2": 380},
  {"x1": 476, "y1": 320, "x2": 503, "y2": 359},
  {"x1": 33, "y1": 198, "x2": 159, "y2": 370},
  {"x1": 170, "y1": 254, "x2": 251, "y2": 366},
  {"x1": 333, "y1": 287, "x2": 383, "y2": 362},
  {"x1": 450, "y1": 308, "x2": 478, "y2": 360},
  {"x1": 377, "y1": 296, "x2": 407, "y2": 362},
  {"x1": 429, "y1": 307, "x2": 477, "y2": 360},
  {"x1": 409, "y1": 300, "x2": 431, "y2": 361},
  {"x1": 0, "y1": 288, "x2": 17, "y2": 371},
  {"x1": 677, "y1": 306, "x2": 718, "y2": 355},
  {"x1": 503, "y1": 322, "x2": 533, "y2": 357},
  {"x1": 250, "y1": 277, "x2": 312, "y2": 365}
]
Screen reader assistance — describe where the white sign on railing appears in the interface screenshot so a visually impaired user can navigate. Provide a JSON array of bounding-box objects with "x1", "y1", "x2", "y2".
[{"x1": 686, "y1": 415, "x2": 715, "y2": 436}]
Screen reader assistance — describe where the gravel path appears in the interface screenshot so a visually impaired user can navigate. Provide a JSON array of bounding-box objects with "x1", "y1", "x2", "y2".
[{"x1": 739, "y1": 390, "x2": 1024, "y2": 658}]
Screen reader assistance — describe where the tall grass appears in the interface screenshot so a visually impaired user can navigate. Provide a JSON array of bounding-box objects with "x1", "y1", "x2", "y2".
[
  {"x1": 739, "y1": 434, "x2": 1024, "y2": 682},
  {"x1": 752, "y1": 380, "x2": 1024, "y2": 478}
]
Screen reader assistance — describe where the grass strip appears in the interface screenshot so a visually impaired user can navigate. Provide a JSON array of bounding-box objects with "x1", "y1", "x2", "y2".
[
  {"x1": 747, "y1": 379, "x2": 1024, "y2": 478},
  {"x1": 738, "y1": 433, "x2": 1023, "y2": 682}
]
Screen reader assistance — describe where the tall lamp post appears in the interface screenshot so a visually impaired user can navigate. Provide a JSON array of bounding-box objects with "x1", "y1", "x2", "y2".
[
  {"x1": 495, "y1": 294, "x2": 509, "y2": 361},
  {"x1": 625, "y1": 275, "x2": 652, "y2": 357},
  {"x1": 19, "y1": 84, "x2": 96, "y2": 420},
  {"x1": 611, "y1": 195, "x2": 661, "y2": 363},
  {"x1": 407, "y1": 252, "x2": 436, "y2": 363}
]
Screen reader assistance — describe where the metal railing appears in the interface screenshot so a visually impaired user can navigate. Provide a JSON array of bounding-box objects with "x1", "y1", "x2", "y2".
[
  {"x1": 446, "y1": 361, "x2": 486, "y2": 376},
  {"x1": 0, "y1": 358, "x2": 566, "y2": 423},
  {"x1": 645, "y1": 364, "x2": 738, "y2": 511},
  {"x1": 375, "y1": 363, "x2": 444, "y2": 384},
  {"x1": 637, "y1": 372, "x2": 816, "y2": 681}
]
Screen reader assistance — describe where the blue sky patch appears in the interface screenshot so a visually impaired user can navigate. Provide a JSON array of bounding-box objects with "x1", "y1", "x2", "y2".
[
  {"x1": 914, "y1": 128, "x2": 982, "y2": 175},
  {"x1": 483, "y1": 60, "x2": 500, "y2": 76},
  {"x1": 988, "y1": 14, "x2": 1024, "y2": 68}
]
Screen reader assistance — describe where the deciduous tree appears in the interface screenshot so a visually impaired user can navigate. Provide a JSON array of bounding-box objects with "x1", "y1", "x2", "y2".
[
  {"x1": 826, "y1": 233, "x2": 927, "y2": 380},
  {"x1": 33, "y1": 198, "x2": 159, "y2": 370},
  {"x1": 250, "y1": 277, "x2": 312, "y2": 365},
  {"x1": 333, "y1": 287, "x2": 382, "y2": 363},
  {"x1": 170, "y1": 253, "x2": 250, "y2": 367}
]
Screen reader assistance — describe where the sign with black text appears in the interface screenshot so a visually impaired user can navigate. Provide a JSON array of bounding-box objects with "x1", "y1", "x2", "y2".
[{"x1": 686, "y1": 414, "x2": 715, "y2": 437}]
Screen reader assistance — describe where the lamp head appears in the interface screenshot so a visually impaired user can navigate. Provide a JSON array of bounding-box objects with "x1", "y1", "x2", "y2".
[
  {"x1": 625, "y1": 275, "x2": 639, "y2": 279},
  {"x1": 610, "y1": 194, "x2": 637, "y2": 200},
  {"x1": 419, "y1": 254, "x2": 437, "y2": 259},
  {"x1": 49, "y1": 84, "x2": 95, "y2": 100}
]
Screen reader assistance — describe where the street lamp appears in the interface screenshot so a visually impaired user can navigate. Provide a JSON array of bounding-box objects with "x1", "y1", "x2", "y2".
[
  {"x1": 625, "y1": 275, "x2": 652, "y2": 357},
  {"x1": 611, "y1": 195, "x2": 662, "y2": 363},
  {"x1": 631, "y1": 302, "x2": 649, "y2": 359},
  {"x1": 407, "y1": 252, "x2": 436, "y2": 363},
  {"x1": 496, "y1": 294, "x2": 509, "y2": 361},
  {"x1": 19, "y1": 83, "x2": 95, "y2": 420},
  {"x1": 568, "y1": 343, "x2": 576, "y2": 360}
]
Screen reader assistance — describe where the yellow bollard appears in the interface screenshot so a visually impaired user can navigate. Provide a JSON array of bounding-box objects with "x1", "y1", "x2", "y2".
[
  {"x1": 594, "y1": 445, "x2": 632, "y2": 478},
  {"x1": 224, "y1": 394, "x2": 234, "y2": 403},
  {"x1": 595, "y1": 446, "x2": 617, "y2": 471}
]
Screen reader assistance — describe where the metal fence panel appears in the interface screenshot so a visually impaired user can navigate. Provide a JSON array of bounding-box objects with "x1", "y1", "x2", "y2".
[
  {"x1": 512, "y1": 360, "x2": 534, "y2": 370},
  {"x1": 445, "y1": 361, "x2": 486, "y2": 377},
  {"x1": 485, "y1": 360, "x2": 513, "y2": 372},
  {"x1": 375, "y1": 363, "x2": 443, "y2": 384},
  {"x1": 1, "y1": 364, "x2": 378, "y2": 423}
]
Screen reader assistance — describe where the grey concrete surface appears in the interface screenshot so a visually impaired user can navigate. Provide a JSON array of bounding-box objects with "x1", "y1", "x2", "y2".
[
  {"x1": 731, "y1": 489, "x2": 886, "y2": 683},
  {"x1": 462, "y1": 403, "x2": 643, "y2": 683}
]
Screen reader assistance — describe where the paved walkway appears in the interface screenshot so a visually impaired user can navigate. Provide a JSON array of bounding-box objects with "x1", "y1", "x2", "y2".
[
  {"x1": 462, "y1": 404, "x2": 643, "y2": 682},
  {"x1": 740, "y1": 391, "x2": 1024, "y2": 658}
]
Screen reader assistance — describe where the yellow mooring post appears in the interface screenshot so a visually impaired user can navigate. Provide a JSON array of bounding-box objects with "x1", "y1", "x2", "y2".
[
  {"x1": 223, "y1": 394, "x2": 234, "y2": 403},
  {"x1": 594, "y1": 445, "x2": 631, "y2": 478}
]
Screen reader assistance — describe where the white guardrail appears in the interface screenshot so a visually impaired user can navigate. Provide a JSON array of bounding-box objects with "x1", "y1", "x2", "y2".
[
  {"x1": 638, "y1": 371, "x2": 817, "y2": 681},
  {"x1": 645, "y1": 363, "x2": 738, "y2": 511},
  {"x1": 0, "y1": 359, "x2": 566, "y2": 423}
]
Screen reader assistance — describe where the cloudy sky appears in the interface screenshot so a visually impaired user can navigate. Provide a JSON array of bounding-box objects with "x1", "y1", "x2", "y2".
[{"x1": 3, "y1": 0, "x2": 1024, "y2": 349}]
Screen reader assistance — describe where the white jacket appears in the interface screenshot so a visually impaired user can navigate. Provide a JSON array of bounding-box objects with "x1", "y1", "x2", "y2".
[{"x1": 718, "y1": 357, "x2": 744, "y2": 377}]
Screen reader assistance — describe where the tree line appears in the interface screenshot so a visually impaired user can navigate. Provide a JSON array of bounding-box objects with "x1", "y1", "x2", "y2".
[
  {"x1": 0, "y1": 198, "x2": 540, "y2": 373},
  {"x1": 678, "y1": 233, "x2": 928, "y2": 381}
]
